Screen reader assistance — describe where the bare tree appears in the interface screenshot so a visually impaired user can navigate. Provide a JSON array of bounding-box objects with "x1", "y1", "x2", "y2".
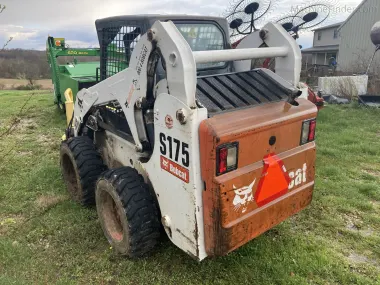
[
  {"x1": 0, "y1": 5, "x2": 13, "y2": 51},
  {"x1": 333, "y1": 77, "x2": 359, "y2": 101},
  {"x1": 1, "y1": 37, "x2": 13, "y2": 51},
  {"x1": 349, "y1": 49, "x2": 380, "y2": 95}
]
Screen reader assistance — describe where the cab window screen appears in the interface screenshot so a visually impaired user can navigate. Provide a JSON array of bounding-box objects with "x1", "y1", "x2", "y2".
[{"x1": 175, "y1": 23, "x2": 225, "y2": 69}]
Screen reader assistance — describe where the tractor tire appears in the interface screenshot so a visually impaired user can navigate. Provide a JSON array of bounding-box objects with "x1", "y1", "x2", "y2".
[
  {"x1": 96, "y1": 167, "x2": 161, "y2": 258},
  {"x1": 60, "y1": 136, "x2": 106, "y2": 205}
]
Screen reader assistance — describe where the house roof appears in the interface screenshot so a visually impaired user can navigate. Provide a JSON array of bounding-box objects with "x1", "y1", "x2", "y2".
[
  {"x1": 301, "y1": 45, "x2": 340, "y2": 53},
  {"x1": 313, "y1": 22, "x2": 344, "y2": 32},
  {"x1": 338, "y1": 0, "x2": 369, "y2": 31}
]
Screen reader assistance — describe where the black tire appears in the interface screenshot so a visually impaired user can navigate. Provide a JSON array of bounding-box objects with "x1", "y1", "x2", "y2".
[
  {"x1": 96, "y1": 167, "x2": 161, "y2": 257},
  {"x1": 60, "y1": 136, "x2": 106, "y2": 205}
]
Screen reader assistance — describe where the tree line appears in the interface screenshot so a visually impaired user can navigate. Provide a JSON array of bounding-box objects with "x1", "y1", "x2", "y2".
[
  {"x1": 0, "y1": 49, "x2": 100, "y2": 79},
  {"x1": 0, "y1": 49, "x2": 51, "y2": 79}
]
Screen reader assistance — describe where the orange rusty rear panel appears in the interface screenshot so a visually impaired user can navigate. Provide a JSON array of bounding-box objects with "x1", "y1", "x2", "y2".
[{"x1": 200, "y1": 99, "x2": 318, "y2": 257}]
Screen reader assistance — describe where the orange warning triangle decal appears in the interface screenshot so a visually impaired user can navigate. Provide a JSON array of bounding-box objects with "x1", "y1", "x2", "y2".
[{"x1": 255, "y1": 154, "x2": 290, "y2": 207}]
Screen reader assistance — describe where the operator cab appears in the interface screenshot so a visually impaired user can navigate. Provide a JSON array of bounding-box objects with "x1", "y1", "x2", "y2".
[{"x1": 95, "y1": 15, "x2": 232, "y2": 80}]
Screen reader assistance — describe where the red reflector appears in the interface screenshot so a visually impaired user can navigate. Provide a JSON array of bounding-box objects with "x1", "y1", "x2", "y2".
[
  {"x1": 301, "y1": 119, "x2": 317, "y2": 145},
  {"x1": 308, "y1": 120, "x2": 316, "y2": 141},
  {"x1": 255, "y1": 154, "x2": 291, "y2": 207},
  {"x1": 218, "y1": 147, "x2": 228, "y2": 174}
]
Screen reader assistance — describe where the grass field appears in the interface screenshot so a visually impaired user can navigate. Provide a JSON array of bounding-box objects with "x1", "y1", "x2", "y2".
[{"x1": 1, "y1": 90, "x2": 380, "y2": 284}]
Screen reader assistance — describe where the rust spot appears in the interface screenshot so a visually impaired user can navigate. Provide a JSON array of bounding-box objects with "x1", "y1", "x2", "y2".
[{"x1": 165, "y1": 115, "x2": 173, "y2": 129}]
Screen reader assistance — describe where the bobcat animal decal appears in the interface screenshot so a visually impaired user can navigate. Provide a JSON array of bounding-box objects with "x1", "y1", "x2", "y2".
[{"x1": 232, "y1": 179, "x2": 256, "y2": 213}]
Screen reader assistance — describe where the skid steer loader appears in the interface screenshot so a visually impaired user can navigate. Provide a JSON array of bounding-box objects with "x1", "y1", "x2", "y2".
[{"x1": 60, "y1": 15, "x2": 317, "y2": 261}]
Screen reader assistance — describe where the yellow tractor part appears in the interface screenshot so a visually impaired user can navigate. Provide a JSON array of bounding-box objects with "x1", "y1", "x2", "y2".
[
  {"x1": 64, "y1": 88, "x2": 74, "y2": 126},
  {"x1": 61, "y1": 88, "x2": 74, "y2": 141}
]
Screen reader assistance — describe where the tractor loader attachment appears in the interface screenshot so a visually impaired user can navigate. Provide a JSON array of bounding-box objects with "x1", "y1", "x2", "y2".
[
  {"x1": 46, "y1": 36, "x2": 100, "y2": 109},
  {"x1": 61, "y1": 16, "x2": 317, "y2": 261}
]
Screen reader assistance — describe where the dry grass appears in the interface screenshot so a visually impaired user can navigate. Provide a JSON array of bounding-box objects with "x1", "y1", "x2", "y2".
[
  {"x1": 0, "y1": 78, "x2": 52, "y2": 90},
  {"x1": 35, "y1": 195, "x2": 67, "y2": 210}
]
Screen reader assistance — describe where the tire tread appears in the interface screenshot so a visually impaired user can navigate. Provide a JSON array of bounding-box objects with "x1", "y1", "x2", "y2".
[
  {"x1": 61, "y1": 136, "x2": 106, "y2": 205},
  {"x1": 98, "y1": 167, "x2": 160, "y2": 257}
]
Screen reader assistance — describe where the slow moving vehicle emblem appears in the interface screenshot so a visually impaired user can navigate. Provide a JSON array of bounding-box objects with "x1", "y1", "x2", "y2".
[{"x1": 231, "y1": 154, "x2": 309, "y2": 213}]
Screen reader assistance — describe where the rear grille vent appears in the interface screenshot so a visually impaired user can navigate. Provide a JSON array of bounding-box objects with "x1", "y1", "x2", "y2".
[{"x1": 196, "y1": 69, "x2": 292, "y2": 116}]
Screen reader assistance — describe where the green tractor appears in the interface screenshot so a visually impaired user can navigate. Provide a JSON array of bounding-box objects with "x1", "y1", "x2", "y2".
[{"x1": 46, "y1": 37, "x2": 101, "y2": 110}]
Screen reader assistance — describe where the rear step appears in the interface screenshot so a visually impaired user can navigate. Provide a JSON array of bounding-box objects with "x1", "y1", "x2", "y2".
[{"x1": 196, "y1": 69, "x2": 298, "y2": 116}]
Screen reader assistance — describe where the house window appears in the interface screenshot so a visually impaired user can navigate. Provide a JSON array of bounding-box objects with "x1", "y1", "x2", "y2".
[
  {"x1": 333, "y1": 29, "x2": 338, "y2": 39},
  {"x1": 318, "y1": 32, "x2": 322, "y2": 41}
]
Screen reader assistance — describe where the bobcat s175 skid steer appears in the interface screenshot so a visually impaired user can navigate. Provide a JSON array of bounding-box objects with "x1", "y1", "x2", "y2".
[{"x1": 60, "y1": 15, "x2": 317, "y2": 261}]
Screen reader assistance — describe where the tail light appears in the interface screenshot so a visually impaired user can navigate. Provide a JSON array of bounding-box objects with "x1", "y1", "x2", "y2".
[
  {"x1": 216, "y1": 143, "x2": 239, "y2": 175},
  {"x1": 301, "y1": 119, "x2": 316, "y2": 145}
]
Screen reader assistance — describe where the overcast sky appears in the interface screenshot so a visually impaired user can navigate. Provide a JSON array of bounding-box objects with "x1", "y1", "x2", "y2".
[{"x1": 0, "y1": 0, "x2": 363, "y2": 50}]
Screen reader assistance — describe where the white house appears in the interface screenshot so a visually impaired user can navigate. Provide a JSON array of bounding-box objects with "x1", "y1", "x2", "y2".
[
  {"x1": 302, "y1": 0, "x2": 379, "y2": 72},
  {"x1": 337, "y1": 0, "x2": 380, "y2": 72},
  {"x1": 301, "y1": 22, "x2": 342, "y2": 66}
]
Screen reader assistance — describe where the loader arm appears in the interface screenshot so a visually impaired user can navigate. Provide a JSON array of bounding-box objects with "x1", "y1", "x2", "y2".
[{"x1": 233, "y1": 24, "x2": 302, "y2": 86}]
